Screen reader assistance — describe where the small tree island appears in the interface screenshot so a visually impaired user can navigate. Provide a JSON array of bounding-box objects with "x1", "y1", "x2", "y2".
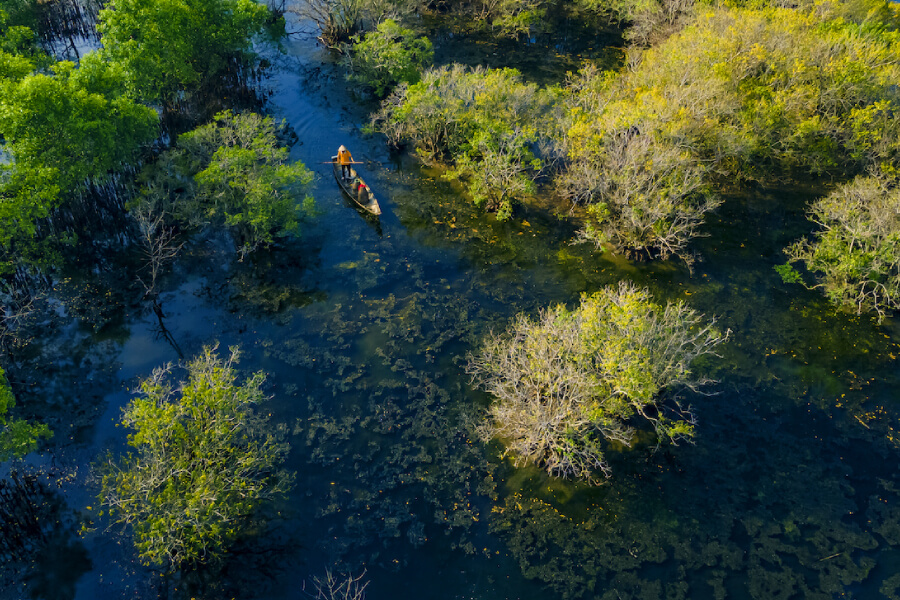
[
  {"x1": 97, "y1": 345, "x2": 293, "y2": 570},
  {"x1": 468, "y1": 282, "x2": 727, "y2": 484}
]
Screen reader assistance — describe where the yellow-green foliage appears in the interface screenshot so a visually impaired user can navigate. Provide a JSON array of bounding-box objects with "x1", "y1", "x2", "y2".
[
  {"x1": 557, "y1": 0, "x2": 900, "y2": 261},
  {"x1": 484, "y1": 0, "x2": 548, "y2": 36},
  {"x1": 0, "y1": 12, "x2": 156, "y2": 271},
  {"x1": 0, "y1": 55, "x2": 159, "y2": 192},
  {"x1": 373, "y1": 65, "x2": 560, "y2": 219},
  {"x1": 785, "y1": 173, "x2": 900, "y2": 320},
  {"x1": 134, "y1": 111, "x2": 314, "y2": 259},
  {"x1": 468, "y1": 282, "x2": 726, "y2": 484},
  {"x1": 346, "y1": 19, "x2": 433, "y2": 98},
  {"x1": 565, "y1": 2, "x2": 900, "y2": 179},
  {"x1": 98, "y1": 346, "x2": 292, "y2": 569}
]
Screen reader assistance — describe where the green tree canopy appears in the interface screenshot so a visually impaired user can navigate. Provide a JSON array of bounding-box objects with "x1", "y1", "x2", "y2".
[
  {"x1": 0, "y1": 365, "x2": 51, "y2": 462},
  {"x1": 372, "y1": 64, "x2": 560, "y2": 219},
  {"x1": 0, "y1": 39, "x2": 156, "y2": 272},
  {"x1": 562, "y1": 3, "x2": 900, "y2": 181},
  {"x1": 0, "y1": 164, "x2": 61, "y2": 274},
  {"x1": 783, "y1": 173, "x2": 900, "y2": 320},
  {"x1": 468, "y1": 282, "x2": 726, "y2": 484},
  {"x1": 0, "y1": 52, "x2": 158, "y2": 193},
  {"x1": 345, "y1": 18, "x2": 433, "y2": 98},
  {"x1": 135, "y1": 111, "x2": 315, "y2": 258},
  {"x1": 0, "y1": 8, "x2": 44, "y2": 79},
  {"x1": 97, "y1": 345, "x2": 293, "y2": 569},
  {"x1": 97, "y1": 0, "x2": 270, "y2": 103}
]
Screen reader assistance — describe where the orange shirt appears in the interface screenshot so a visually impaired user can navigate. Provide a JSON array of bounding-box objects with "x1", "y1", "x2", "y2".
[{"x1": 338, "y1": 148, "x2": 353, "y2": 165}]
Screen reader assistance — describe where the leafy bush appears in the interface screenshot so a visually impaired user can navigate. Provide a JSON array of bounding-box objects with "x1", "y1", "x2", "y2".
[
  {"x1": 0, "y1": 48, "x2": 156, "y2": 269},
  {"x1": 784, "y1": 173, "x2": 900, "y2": 320},
  {"x1": 134, "y1": 111, "x2": 314, "y2": 258},
  {"x1": 372, "y1": 64, "x2": 560, "y2": 218},
  {"x1": 0, "y1": 7, "x2": 45, "y2": 72},
  {"x1": 560, "y1": 119, "x2": 720, "y2": 261},
  {"x1": 98, "y1": 345, "x2": 293, "y2": 569},
  {"x1": 0, "y1": 165, "x2": 60, "y2": 271},
  {"x1": 345, "y1": 19, "x2": 432, "y2": 98},
  {"x1": 467, "y1": 282, "x2": 726, "y2": 484},
  {"x1": 0, "y1": 53, "x2": 158, "y2": 194},
  {"x1": 0, "y1": 365, "x2": 51, "y2": 462}
]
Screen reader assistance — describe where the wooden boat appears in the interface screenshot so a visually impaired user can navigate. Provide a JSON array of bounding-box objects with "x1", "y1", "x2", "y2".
[{"x1": 332, "y1": 157, "x2": 382, "y2": 216}]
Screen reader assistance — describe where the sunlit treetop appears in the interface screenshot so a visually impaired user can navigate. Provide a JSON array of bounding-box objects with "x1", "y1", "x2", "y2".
[
  {"x1": 97, "y1": 0, "x2": 270, "y2": 104},
  {"x1": 0, "y1": 52, "x2": 158, "y2": 192},
  {"x1": 565, "y1": 0, "x2": 900, "y2": 180}
]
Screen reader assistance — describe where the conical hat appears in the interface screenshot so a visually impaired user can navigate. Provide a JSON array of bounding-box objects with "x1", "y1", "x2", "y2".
[{"x1": 338, "y1": 145, "x2": 347, "y2": 152}]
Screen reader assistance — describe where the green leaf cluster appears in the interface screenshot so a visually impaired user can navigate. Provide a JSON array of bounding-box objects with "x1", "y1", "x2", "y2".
[
  {"x1": 97, "y1": 0, "x2": 269, "y2": 103},
  {"x1": 786, "y1": 173, "x2": 900, "y2": 320},
  {"x1": 372, "y1": 64, "x2": 560, "y2": 219},
  {"x1": 134, "y1": 111, "x2": 315, "y2": 258},
  {"x1": 0, "y1": 13, "x2": 157, "y2": 271},
  {"x1": 0, "y1": 165, "x2": 61, "y2": 274},
  {"x1": 0, "y1": 54, "x2": 158, "y2": 192},
  {"x1": 97, "y1": 345, "x2": 293, "y2": 569},
  {"x1": 346, "y1": 19, "x2": 433, "y2": 98},
  {"x1": 492, "y1": 0, "x2": 548, "y2": 35},
  {"x1": 0, "y1": 365, "x2": 51, "y2": 462},
  {"x1": 468, "y1": 282, "x2": 726, "y2": 484},
  {"x1": 0, "y1": 7, "x2": 45, "y2": 76},
  {"x1": 468, "y1": 0, "x2": 549, "y2": 37},
  {"x1": 576, "y1": 0, "x2": 691, "y2": 46}
]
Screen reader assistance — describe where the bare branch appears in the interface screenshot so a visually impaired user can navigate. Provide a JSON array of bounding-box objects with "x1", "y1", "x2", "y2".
[{"x1": 468, "y1": 282, "x2": 727, "y2": 483}]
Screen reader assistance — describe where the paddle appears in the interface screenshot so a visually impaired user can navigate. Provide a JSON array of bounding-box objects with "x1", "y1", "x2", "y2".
[{"x1": 320, "y1": 160, "x2": 366, "y2": 164}]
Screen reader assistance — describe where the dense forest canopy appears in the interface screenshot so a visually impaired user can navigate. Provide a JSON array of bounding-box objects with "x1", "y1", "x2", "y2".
[{"x1": 97, "y1": 0, "x2": 271, "y2": 103}]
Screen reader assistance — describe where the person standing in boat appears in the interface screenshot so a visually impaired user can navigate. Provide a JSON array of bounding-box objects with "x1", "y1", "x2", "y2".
[{"x1": 337, "y1": 145, "x2": 353, "y2": 180}]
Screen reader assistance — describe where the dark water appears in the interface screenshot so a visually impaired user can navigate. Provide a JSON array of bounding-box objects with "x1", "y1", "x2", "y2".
[{"x1": 6, "y1": 14, "x2": 900, "y2": 600}]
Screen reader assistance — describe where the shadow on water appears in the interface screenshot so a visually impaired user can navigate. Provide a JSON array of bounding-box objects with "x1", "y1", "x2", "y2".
[
  {"x1": 0, "y1": 471, "x2": 91, "y2": 600},
  {"x1": 422, "y1": 3, "x2": 626, "y2": 85}
]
